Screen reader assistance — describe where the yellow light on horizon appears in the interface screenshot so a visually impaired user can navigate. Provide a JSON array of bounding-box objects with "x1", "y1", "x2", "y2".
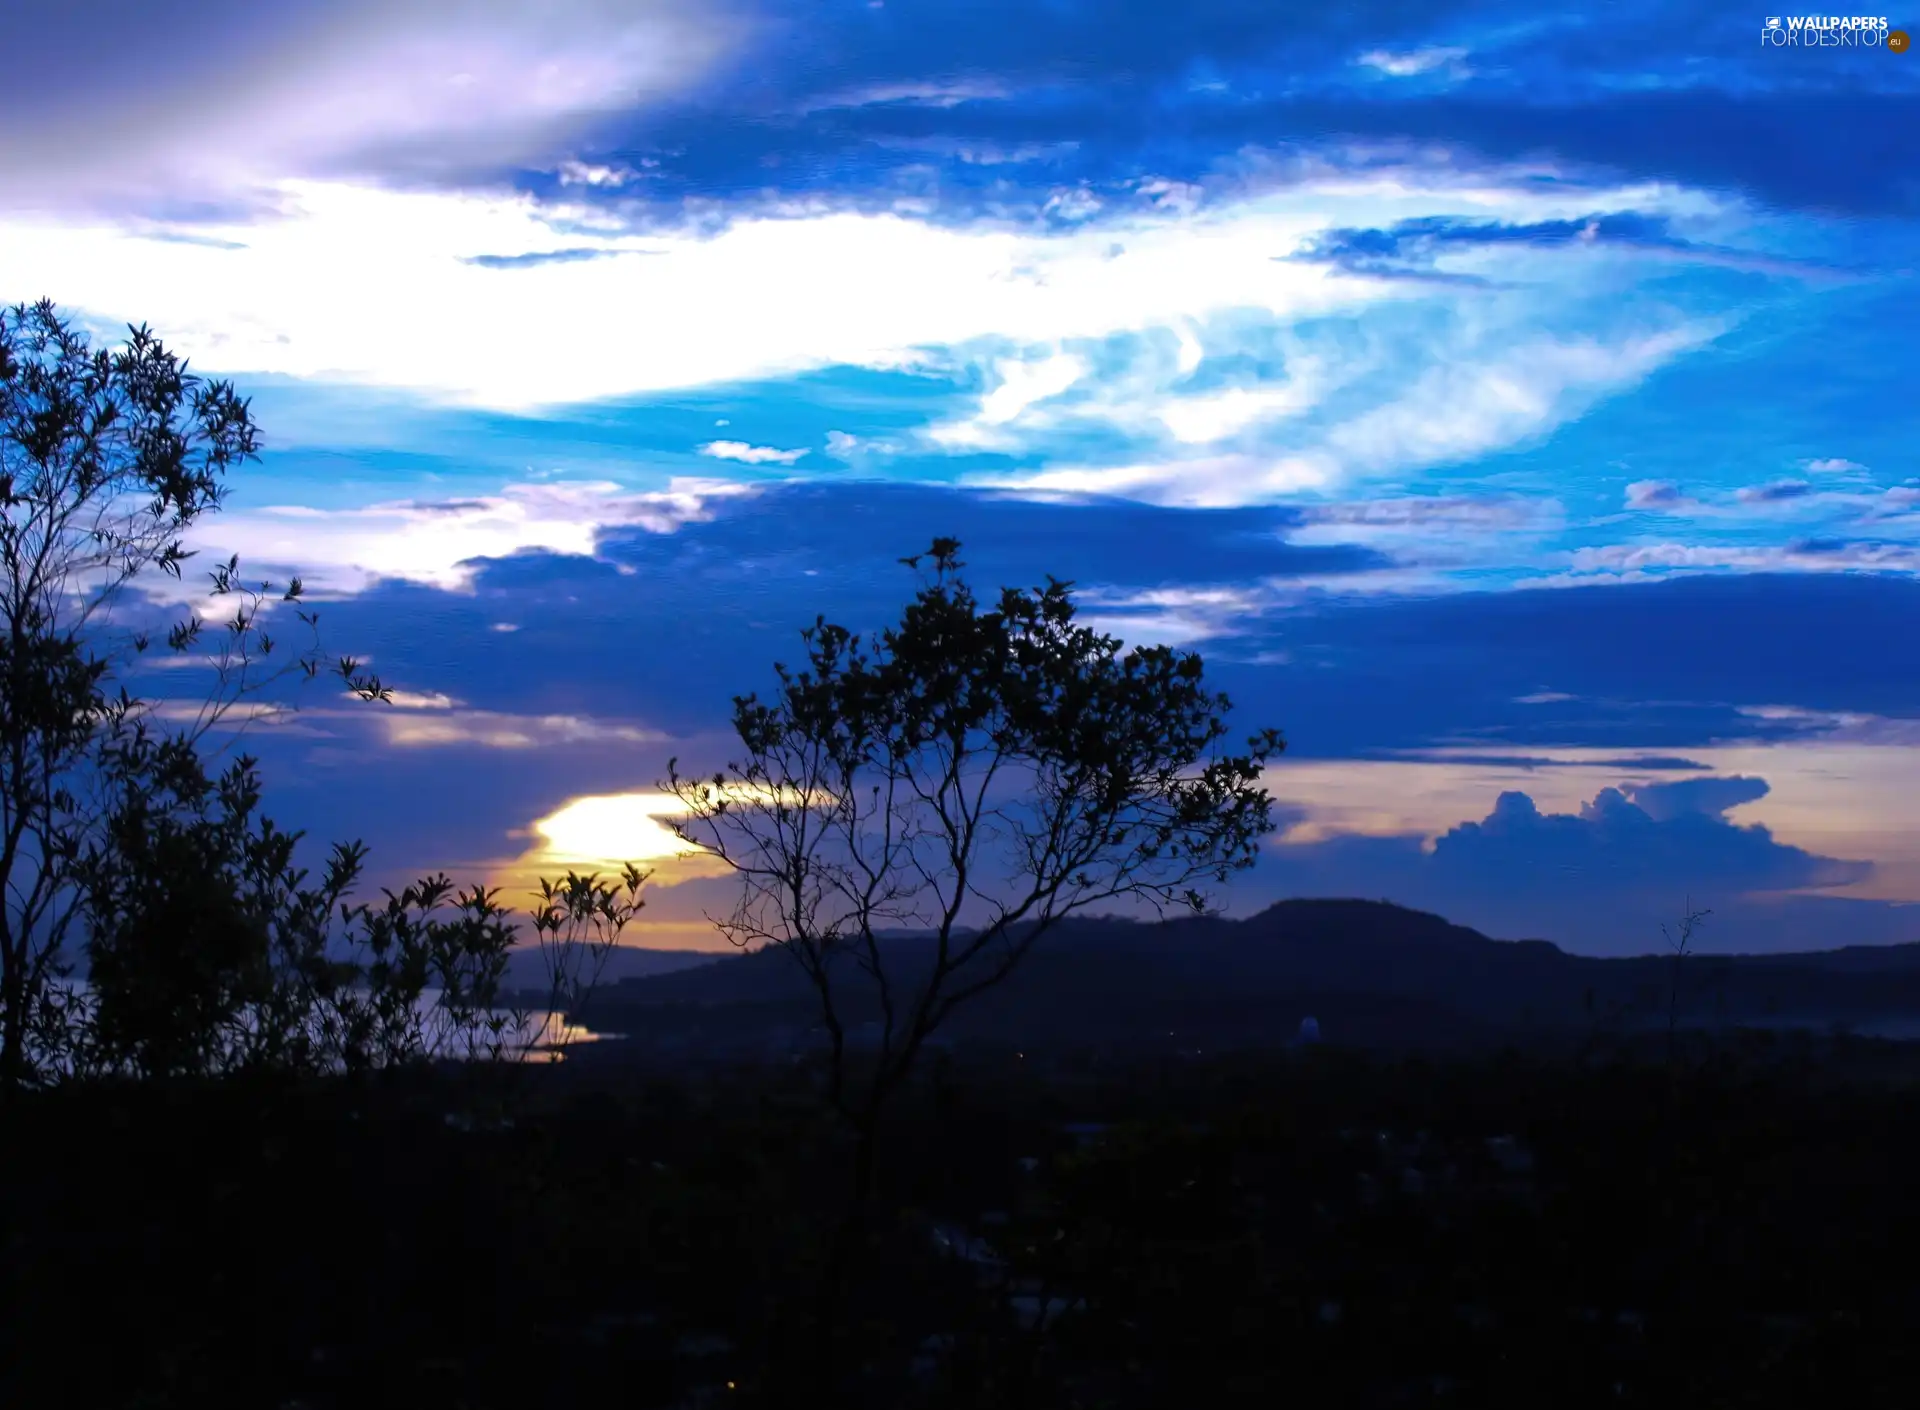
[{"x1": 531, "y1": 792, "x2": 707, "y2": 866}]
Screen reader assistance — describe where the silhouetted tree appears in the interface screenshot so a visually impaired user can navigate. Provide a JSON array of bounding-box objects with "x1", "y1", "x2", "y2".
[
  {"x1": 663, "y1": 537, "x2": 1283, "y2": 1390},
  {"x1": 526, "y1": 863, "x2": 651, "y2": 1062},
  {"x1": 0, "y1": 299, "x2": 399, "y2": 1086},
  {"x1": 1663, "y1": 899, "x2": 1710, "y2": 1070},
  {"x1": 1, "y1": 300, "x2": 640, "y2": 1089}
]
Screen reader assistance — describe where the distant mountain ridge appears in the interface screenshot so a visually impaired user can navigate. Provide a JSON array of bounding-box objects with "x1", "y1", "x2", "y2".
[
  {"x1": 577, "y1": 899, "x2": 1920, "y2": 1051},
  {"x1": 501, "y1": 945, "x2": 722, "y2": 994}
]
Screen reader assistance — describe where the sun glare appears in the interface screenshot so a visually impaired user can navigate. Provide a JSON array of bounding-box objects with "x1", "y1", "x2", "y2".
[{"x1": 532, "y1": 792, "x2": 706, "y2": 866}]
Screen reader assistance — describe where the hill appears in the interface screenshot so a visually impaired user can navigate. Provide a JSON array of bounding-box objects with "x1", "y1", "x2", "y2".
[{"x1": 572, "y1": 899, "x2": 1920, "y2": 1055}]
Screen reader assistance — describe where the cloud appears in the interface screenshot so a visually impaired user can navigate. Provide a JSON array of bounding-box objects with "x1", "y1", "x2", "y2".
[
  {"x1": 273, "y1": 481, "x2": 1920, "y2": 782},
  {"x1": 528, "y1": 791, "x2": 708, "y2": 864},
  {"x1": 190, "y1": 477, "x2": 759, "y2": 592},
  {"x1": 13, "y1": 0, "x2": 1912, "y2": 249},
  {"x1": 990, "y1": 321, "x2": 1716, "y2": 506},
  {"x1": 1234, "y1": 778, "x2": 1891, "y2": 953},
  {"x1": 554, "y1": 158, "x2": 648, "y2": 188},
  {"x1": 1355, "y1": 47, "x2": 1472, "y2": 79},
  {"x1": 699, "y1": 440, "x2": 810, "y2": 465},
  {"x1": 1735, "y1": 478, "x2": 1814, "y2": 504},
  {"x1": 1290, "y1": 211, "x2": 1849, "y2": 285},
  {"x1": 1807, "y1": 457, "x2": 1868, "y2": 474},
  {"x1": 1624, "y1": 774, "x2": 1771, "y2": 822},
  {"x1": 6, "y1": 142, "x2": 1761, "y2": 430},
  {"x1": 1553, "y1": 538, "x2": 1920, "y2": 582},
  {"x1": 1322, "y1": 325, "x2": 1717, "y2": 471},
  {"x1": 0, "y1": 176, "x2": 1389, "y2": 410},
  {"x1": 801, "y1": 78, "x2": 1016, "y2": 113},
  {"x1": 1624, "y1": 479, "x2": 1688, "y2": 510},
  {"x1": 379, "y1": 709, "x2": 666, "y2": 750},
  {"x1": 1428, "y1": 785, "x2": 1869, "y2": 896},
  {"x1": 0, "y1": 0, "x2": 743, "y2": 220},
  {"x1": 461, "y1": 246, "x2": 647, "y2": 268}
]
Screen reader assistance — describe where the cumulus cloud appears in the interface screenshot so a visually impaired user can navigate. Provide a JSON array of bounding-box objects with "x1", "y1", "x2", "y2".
[
  {"x1": 1237, "y1": 779, "x2": 1883, "y2": 952},
  {"x1": 1806, "y1": 457, "x2": 1868, "y2": 474},
  {"x1": 1430, "y1": 783, "x2": 1866, "y2": 896},
  {"x1": 1624, "y1": 774, "x2": 1771, "y2": 821},
  {"x1": 699, "y1": 440, "x2": 809, "y2": 465}
]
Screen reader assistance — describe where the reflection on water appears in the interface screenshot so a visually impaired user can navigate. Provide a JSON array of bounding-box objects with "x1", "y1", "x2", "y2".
[
  {"x1": 37, "y1": 982, "x2": 615, "y2": 1069},
  {"x1": 511, "y1": 1005, "x2": 617, "y2": 1062}
]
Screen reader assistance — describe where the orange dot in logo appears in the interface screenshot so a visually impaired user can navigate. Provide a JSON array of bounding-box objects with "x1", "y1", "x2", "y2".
[{"x1": 1890, "y1": 28, "x2": 1912, "y2": 52}]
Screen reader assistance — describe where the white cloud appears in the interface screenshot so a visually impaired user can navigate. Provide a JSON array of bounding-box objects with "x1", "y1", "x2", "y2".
[
  {"x1": 1524, "y1": 537, "x2": 1920, "y2": 585},
  {"x1": 187, "y1": 476, "x2": 757, "y2": 593},
  {"x1": 801, "y1": 78, "x2": 1013, "y2": 113},
  {"x1": 983, "y1": 324, "x2": 1718, "y2": 507},
  {"x1": 381, "y1": 689, "x2": 459, "y2": 709},
  {"x1": 555, "y1": 158, "x2": 645, "y2": 188},
  {"x1": 383, "y1": 709, "x2": 666, "y2": 750},
  {"x1": 1324, "y1": 325, "x2": 1717, "y2": 472},
  {"x1": 979, "y1": 451, "x2": 1337, "y2": 506},
  {"x1": 698, "y1": 440, "x2": 808, "y2": 465},
  {"x1": 1154, "y1": 378, "x2": 1322, "y2": 444},
  {"x1": 0, "y1": 162, "x2": 1736, "y2": 428},
  {"x1": 927, "y1": 352, "x2": 1089, "y2": 447},
  {"x1": 1356, "y1": 46, "x2": 1472, "y2": 79},
  {"x1": 1072, "y1": 585, "x2": 1268, "y2": 648}
]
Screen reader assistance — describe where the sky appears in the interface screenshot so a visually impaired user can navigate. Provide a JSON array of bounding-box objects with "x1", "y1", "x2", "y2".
[{"x1": 4, "y1": 0, "x2": 1916, "y2": 956}]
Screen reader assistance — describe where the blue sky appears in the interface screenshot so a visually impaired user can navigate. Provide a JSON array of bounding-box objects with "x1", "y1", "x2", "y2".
[{"x1": 4, "y1": 0, "x2": 1916, "y2": 955}]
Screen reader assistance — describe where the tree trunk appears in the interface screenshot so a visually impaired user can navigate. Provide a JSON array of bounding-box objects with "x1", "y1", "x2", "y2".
[
  {"x1": 807, "y1": 1115, "x2": 880, "y2": 1400},
  {"x1": 0, "y1": 960, "x2": 28, "y2": 1091}
]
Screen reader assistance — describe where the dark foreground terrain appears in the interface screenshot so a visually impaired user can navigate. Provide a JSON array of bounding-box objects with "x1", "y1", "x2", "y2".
[{"x1": 5, "y1": 1028, "x2": 1920, "y2": 1409}]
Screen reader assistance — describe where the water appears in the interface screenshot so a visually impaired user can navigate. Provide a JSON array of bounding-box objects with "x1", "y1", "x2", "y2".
[{"x1": 32, "y1": 980, "x2": 613, "y2": 1071}]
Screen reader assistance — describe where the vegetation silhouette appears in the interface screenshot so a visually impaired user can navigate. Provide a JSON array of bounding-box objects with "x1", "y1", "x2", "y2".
[
  {"x1": 661, "y1": 536, "x2": 1283, "y2": 1392},
  {"x1": 0, "y1": 300, "x2": 646, "y2": 1088}
]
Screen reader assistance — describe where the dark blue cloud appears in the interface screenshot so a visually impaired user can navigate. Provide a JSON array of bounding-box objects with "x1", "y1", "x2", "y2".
[
  {"x1": 285, "y1": 483, "x2": 1920, "y2": 766},
  {"x1": 460, "y1": 248, "x2": 651, "y2": 270},
  {"x1": 1430, "y1": 785, "x2": 1864, "y2": 896},
  {"x1": 1737, "y1": 478, "x2": 1815, "y2": 503},
  {"x1": 516, "y1": 4, "x2": 1919, "y2": 224},
  {"x1": 10, "y1": 1, "x2": 1913, "y2": 225},
  {"x1": 1287, "y1": 212, "x2": 1842, "y2": 284},
  {"x1": 1378, "y1": 753, "x2": 1711, "y2": 772},
  {"x1": 307, "y1": 480, "x2": 1388, "y2": 732},
  {"x1": 1219, "y1": 571, "x2": 1920, "y2": 756}
]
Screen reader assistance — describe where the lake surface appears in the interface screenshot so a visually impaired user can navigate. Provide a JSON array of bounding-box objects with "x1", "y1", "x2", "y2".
[{"x1": 38, "y1": 982, "x2": 614, "y2": 1067}]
